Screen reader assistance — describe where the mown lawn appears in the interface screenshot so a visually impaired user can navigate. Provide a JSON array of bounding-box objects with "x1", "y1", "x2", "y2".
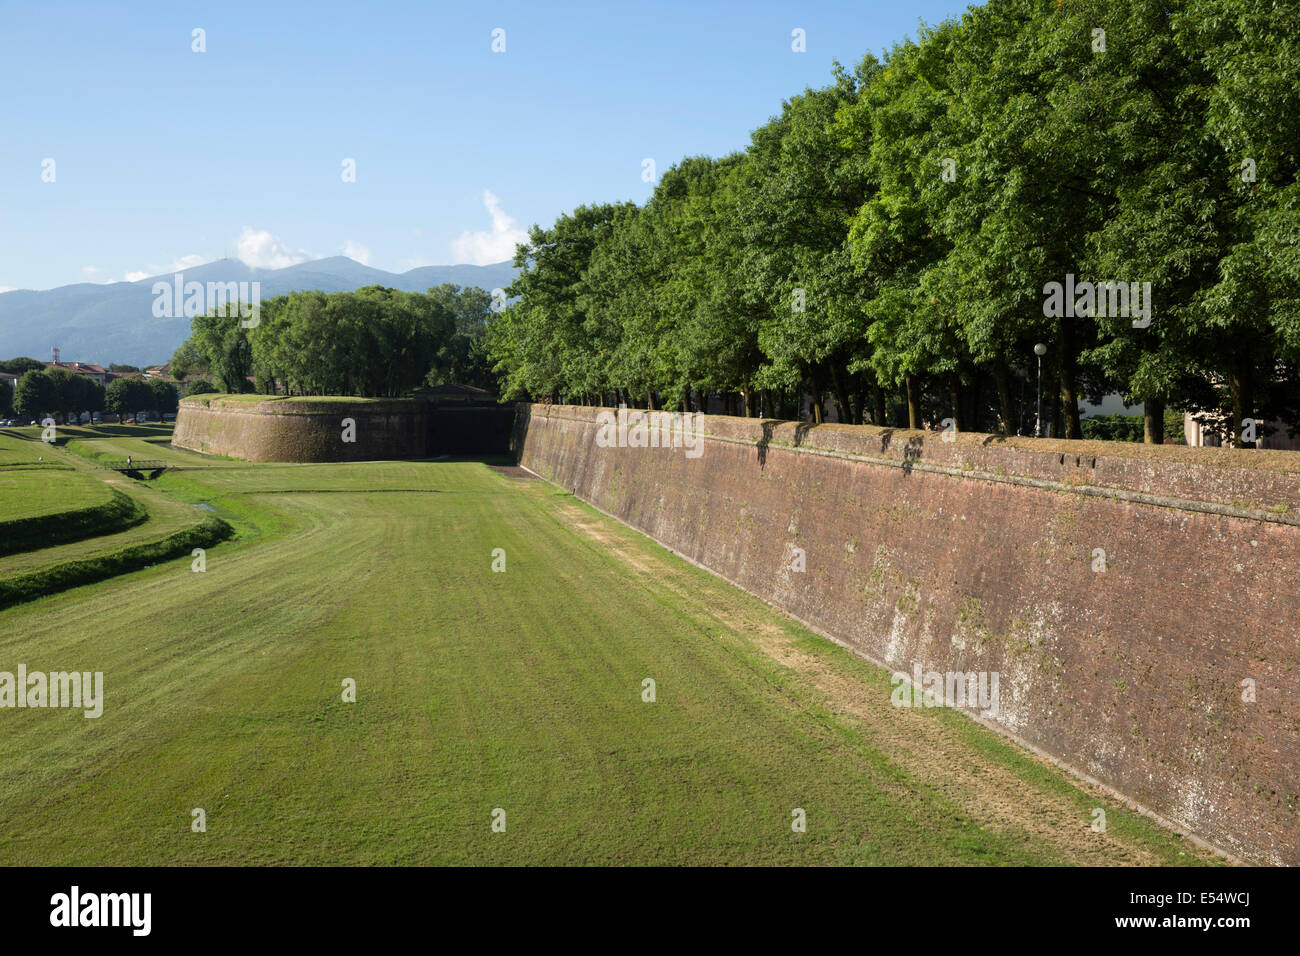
[
  {"x1": 0, "y1": 469, "x2": 111, "y2": 522},
  {"x1": 0, "y1": 433, "x2": 1221, "y2": 865},
  {"x1": 0, "y1": 441, "x2": 207, "y2": 578},
  {"x1": 0, "y1": 431, "x2": 56, "y2": 466}
]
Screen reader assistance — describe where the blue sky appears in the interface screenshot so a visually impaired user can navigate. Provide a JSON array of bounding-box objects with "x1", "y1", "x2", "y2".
[{"x1": 0, "y1": 0, "x2": 976, "y2": 291}]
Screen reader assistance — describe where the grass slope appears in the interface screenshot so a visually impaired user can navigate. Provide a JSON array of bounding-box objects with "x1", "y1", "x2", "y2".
[
  {"x1": 0, "y1": 436, "x2": 1220, "y2": 865},
  {"x1": 0, "y1": 469, "x2": 113, "y2": 523},
  {"x1": 0, "y1": 430, "x2": 230, "y2": 605}
]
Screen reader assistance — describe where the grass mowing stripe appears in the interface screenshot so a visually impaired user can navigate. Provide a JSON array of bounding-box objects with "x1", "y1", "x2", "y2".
[
  {"x1": 0, "y1": 452, "x2": 1220, "y2": 865},
  {"x1": 0, "y1": 484, "x2": 146, "y2": 558},
  {"x1": 0, "y1": 514, "x2": 234, "y2": 609}
]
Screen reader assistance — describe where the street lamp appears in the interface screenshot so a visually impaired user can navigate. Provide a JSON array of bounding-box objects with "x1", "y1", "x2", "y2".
[{"x1": 1033, "y1": 343, "x2": 1048, "y2": 437}]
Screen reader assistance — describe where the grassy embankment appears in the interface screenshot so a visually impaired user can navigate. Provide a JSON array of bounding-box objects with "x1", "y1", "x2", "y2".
[{"x1": 0, "y1": 426, "x2": 230, "y2": 608}]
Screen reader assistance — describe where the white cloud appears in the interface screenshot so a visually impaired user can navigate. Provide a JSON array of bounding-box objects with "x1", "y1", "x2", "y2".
[
  {"x1": 450, "y1": 190, "x2": 527, "y2": 265},
  {"x1": 81, "y1": 266, "x2": 122, "y2": 284},
  {"x1": 120, "y1": 255, "x2": 205, "y2": 282},
  {"x1": 343, "y1": 240, "x2": 372, "y2": 266},
  {"x1": 235, "y1": 228, "x2": 315, "y2": 270},
  {"x1": 0, "y1": 285, "x2": 16, "y2": 294},
  {"x1": 170, "y1": 254, "x2": 207, "y2": 272}
]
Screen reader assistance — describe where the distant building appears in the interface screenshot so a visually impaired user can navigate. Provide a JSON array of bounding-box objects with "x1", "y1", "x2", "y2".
[
  {"x1": 1184, "y1": 412, "x2": 1300, "y2": 451},
  {"x1": 45, "y1": 360, "x2": 110, "y2": 386}
]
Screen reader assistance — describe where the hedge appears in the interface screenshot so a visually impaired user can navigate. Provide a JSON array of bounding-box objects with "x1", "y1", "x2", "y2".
[
  {"x1": 0, "y1": 488, "x2": 148, "y2": 558},
  {"x1": 0, "y1": 514, "x2": 234, "y2": 609}
]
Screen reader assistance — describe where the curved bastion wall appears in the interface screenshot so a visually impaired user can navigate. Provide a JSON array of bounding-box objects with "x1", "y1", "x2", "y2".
[
  {"x1": 173, "y1": 397, "x2": 430, "y2": 461},
  {"x1": 513, "y1": 403, "x2": 1300, "y2": 865}
]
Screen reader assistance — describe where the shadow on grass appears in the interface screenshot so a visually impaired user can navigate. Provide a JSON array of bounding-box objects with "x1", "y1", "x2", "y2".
[
  {"x1": 60, "y1": 424, "x2": 175, "y2": 439},
  {"x1": 0, "y1": 424, "x2": 175, "y2": 447}
]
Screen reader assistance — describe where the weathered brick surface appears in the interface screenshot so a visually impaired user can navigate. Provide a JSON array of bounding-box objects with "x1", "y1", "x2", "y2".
[
  {"x1": 173, "y1": 399, "x2": 428, "y2": 461},
  {"x1": 173, "y1": 399, "x2": 516, "y2": 463},
  {"x1": 516, "y1": 404, "x2": 1300, "y2": 865}
]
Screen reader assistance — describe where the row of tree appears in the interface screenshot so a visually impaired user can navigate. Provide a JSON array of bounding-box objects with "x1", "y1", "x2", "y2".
[
  {"x1": 171, "y1": 284, "x2": 496, "y2": 397},
  {"x1": 486, "y1": 0, "x2": 1300, "y2": 444},
  {"x1": 3, "y1": 369, "x2": 182, "y2": 424}
]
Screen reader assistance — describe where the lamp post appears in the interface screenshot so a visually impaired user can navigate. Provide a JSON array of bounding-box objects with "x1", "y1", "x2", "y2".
[{"x1": 1033, "y1": 343, "x2": 1048, "y2": 437}]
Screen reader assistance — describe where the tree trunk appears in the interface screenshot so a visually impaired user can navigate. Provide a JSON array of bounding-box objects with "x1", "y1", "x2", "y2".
[
  {"x1": 1229, "y1": 359, "x2": 1255, "y2": 448},
  {"x1": 904, "y1": 376, "x2": 921, "y2": 429},
  {"x1": 809, "y1": 373, "x2": 825, "y2": 424},
  {"x1": 993, "y1": 361, "x2": 1016, "y2": 435},
  {"x1": 1058, "y1": 320, "x2": 1082, "y2": 439},
  {"x1": 1143, "y1": 398, "x2": 1165, "y2": 444},
  {"x1": 948, "y1": 373, "x2": 963, "y2": 432},
  {"x1": 829, "y1": 363, "x2": 854, "y2": 425},
  {"x1": 853, "y1": 389, "x2": 868, "y2": 425}
]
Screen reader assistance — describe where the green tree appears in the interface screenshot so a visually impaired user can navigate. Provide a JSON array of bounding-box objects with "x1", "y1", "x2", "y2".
[
  {"x1": 492, "y1": 203, "x2": 631, "y2": 403},
  {"x1": 13, "y1": 370, "x2": 56, "y2": 422},
  {"x1": 45, "y1": 368, "x2": 81, "y2": 423},
  {"x1": 149, "y1": 379, "x2": 179, "y2": 417},
  {"x1": 105, "y1": 378, "x2": 153, "y2": 423},
  {"x1": 177, "y1": 310, "x2": 254, "y2": 394},
  {"x1": 169, "y1": 339, "x2": 206, "y2": 381},
  {"x1": 0, "y1": 357, "x2": 46, "y2": 375},
  {"x1": 424, "y1": 285, "x2": 495, "y2": 388}
]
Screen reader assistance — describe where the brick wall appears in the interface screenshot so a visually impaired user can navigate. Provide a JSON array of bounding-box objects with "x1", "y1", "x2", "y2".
[
  {"x1": 515, "y1": 403, "x2": 1300, "y2": 865},
  {"x1": 173, "y1": 398, "x2": 428, "y2": 461}
]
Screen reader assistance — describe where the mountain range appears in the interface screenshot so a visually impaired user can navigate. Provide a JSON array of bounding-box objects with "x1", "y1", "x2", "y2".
[{"x1": 0, "y1": 257, "x2": 518, "y2": 368}]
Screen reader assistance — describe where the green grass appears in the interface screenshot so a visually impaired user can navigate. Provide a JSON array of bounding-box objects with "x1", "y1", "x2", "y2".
[
  {"x1": 0, "y1": 469, "x2": 112, "y2": 522},
  {"x1": 0, "y1": 484, "x2": 147, "y2": 562},
  {"x1": 0, "y1": 431, "x2": 57, "y2": 465},
  {"x1": 0, "y1": 429, "x2": 226, "y2": 600},
  {"x1": 0, "y1": 473, "x2": 205, "y2": 578},
  {"x1": 0, "y1": 435, "x2": 1221, "y2": 865},
  {"x1": 182, "y1": 394, "x2": 411, "y2": 408}
]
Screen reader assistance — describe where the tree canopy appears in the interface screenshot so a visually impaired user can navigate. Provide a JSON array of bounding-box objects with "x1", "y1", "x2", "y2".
[
  {"x1": 485, "y1": 0, "x2": 1300, "y2": 444},
  {"x1": 173, "y1": 284, "x2": 498, "y2": 398}
]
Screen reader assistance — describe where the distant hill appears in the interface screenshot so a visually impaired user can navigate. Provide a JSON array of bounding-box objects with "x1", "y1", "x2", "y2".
[{"x1": 0, "y1": 257, "x2": 517, "y2": 367}]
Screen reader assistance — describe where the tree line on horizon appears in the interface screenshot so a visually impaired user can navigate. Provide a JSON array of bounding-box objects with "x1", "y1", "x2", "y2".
[
  {"x1": 170, "y1": 284, "x2": 496, "y2": 398},
  {"x1": 485, "y1": 0, "x2": 1300, "y2": 445},
  {"x1": 1, "y1": 367, "x2": 184, "y2": 424}
]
